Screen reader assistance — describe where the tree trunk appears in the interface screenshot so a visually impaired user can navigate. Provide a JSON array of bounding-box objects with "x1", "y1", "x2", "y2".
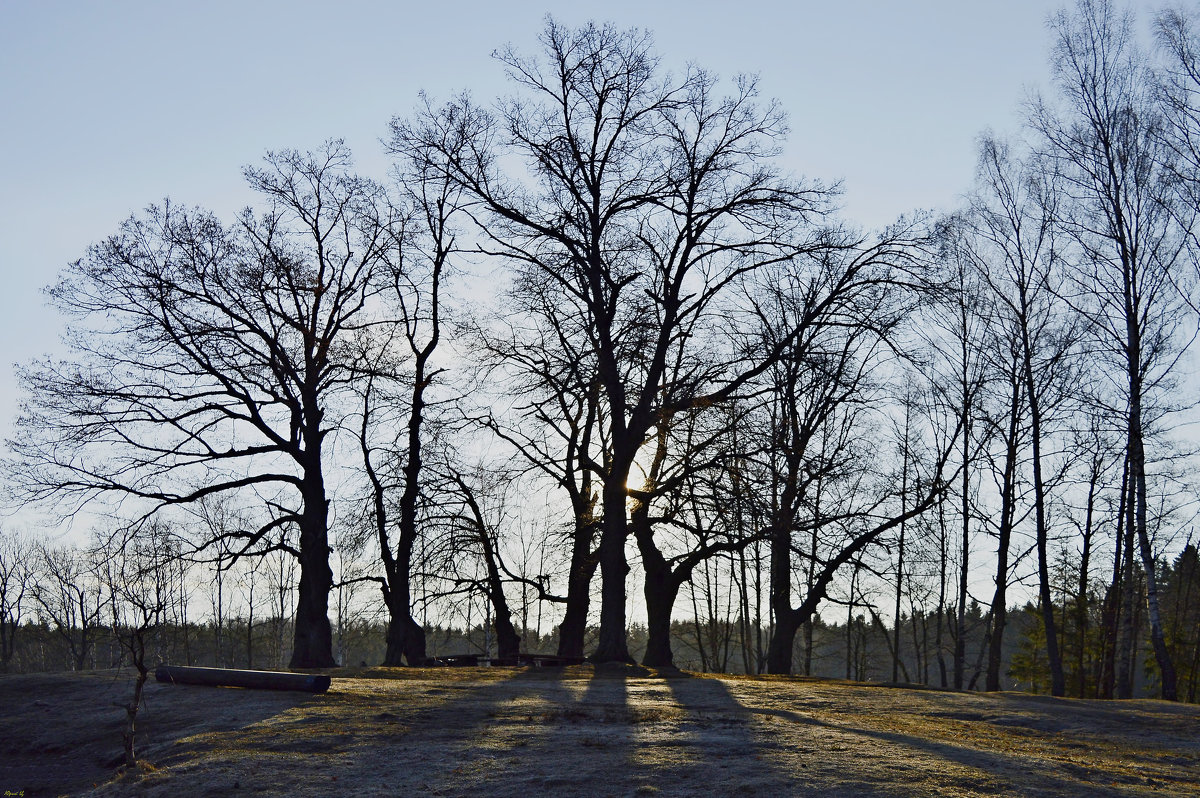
[
  {"x1": 123, "y1": 659, "x2": 148, "y2": 767},
  {"x1": 766, "y1": 608, "x2": 800, "y2": 675},
  {"x1": 892, "y1": 421, "x2": 909, "y2": 683},
  {"x1": 954, "y1": 350, "x2": 970, "y2": 691},
  {"x1": 479, "y1": 525, "x2": 521, "y2": 660},
  {"x1": 767, "y1": 514, "x2": 795, "y2": 675},
  {"x1": 290, "y1": 409, "x2": 336, "y2": 669},
  {"x1": 1076, "y1": 472, "x2": 1097, "y2": 697},
  {"x1": 557, "y1": 521, "x2": 599, "y2": 660},
  {"x1": 382, "y1": 572, "x2": 426, "y2": 666},
  {"x1": 1023, "y1": 334, "x2": 1065, "y2": 697},
  {"x1": 383, "y1": 613, "x2": 426, "y2": 666},
  {"x1": 1116, "y1": 470, "x2": 1137, "y2": 699},
  {"x1": 633, "y1": 493, "x2": 686, "y2": 669},
  {"x1": 592, "y1": 477, "x2": 633, "y2": 663},
  {"x1": 936, "y1": 500, "x2": 948, "y2": 688},
  {"x1": 1099, "y1": 455, "x2": 1129, "y2": 699},
  {"x1": 986, "y1": 388, "x2": 1020, "y2": 691},
  {"x1": 954, "y1": 468, "x2": 969, "y2": 691},
  {"x1": 1130, "y1": 416, "x2": 1178, "y2": 700},
  {"x1": 642, "y1": 570, "x2": 681, "y2": 668},
  {"x1": 290, "y1": 495, "x2": 335, "y2": 668},
  {"x1": 490, "y1": 597, "x2": 521, "y2": 660}
]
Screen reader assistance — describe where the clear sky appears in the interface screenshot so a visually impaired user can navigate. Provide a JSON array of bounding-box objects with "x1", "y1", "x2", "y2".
[{"x1": 0, "y1": 0, "x2": 1065, "y2": 471}]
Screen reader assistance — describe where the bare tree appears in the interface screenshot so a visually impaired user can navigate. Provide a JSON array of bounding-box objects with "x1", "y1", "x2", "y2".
[
  {"x1": 465, "y1": 271, "x2": 605, "y2": 662},
  {"x1": 890, "y1": 387, "x2": 918, "y2": 683},
  {"x1": 1034, "y1": 0, "x2": 1193, "y2": 700},
  {"x1": 756, "y1": 236, "x2": 962, "y2": 675},
  {"x1": 98, "y1": 523, "x2": 174, "y2": 768},
  {"x1": 33, "y1": 542, "x2": 107, "y2": 671},
  {"x1": 0, "y1": 527, "x2": 35, "y2": 672},
  {"x1": 8, "y1": 141, "x2": 404, "y2": 667},
  {"x1": 631, "y1": 398, "x2": 760, "y2": 668},
  {"x1": 965, "y1": 135, "x2": 1080, "y2": 695},
  {"x1": 430, "y1": 462, "x2": 524, "y2": 661},
  {"x1": 354, "y1": 130, "x2": 462, "y2": 667},
  {"x1": 393, "y1": 19, "x2": 845, "y2": 661},
  {"x1": 943, "y1": 239, "x2": 991, "y2": 693}
]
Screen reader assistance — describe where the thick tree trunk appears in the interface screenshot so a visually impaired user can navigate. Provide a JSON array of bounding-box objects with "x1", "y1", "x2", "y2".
[
  {"x1": 766, "y1": 516, "x2": 795, "y2": 674},
  {"x1": 592, "y1": 478, "x2": 633, "y2": 663},
  {"x1": 383, "y1": 601, "x2": 426, "y2": 666},
  {"x1": 557, "y1": 521, "x2": 599, "y2": 660},
  {"x1": 490, "y1": 597, "x2": 522, "y2": 660},
  {"x1": 381, "y1": 579, "x2": 427, "y2": 667},
  {"x1": 290, "y1": 552, "x2": 335, "y2": 667},
  {"x1": 642, "y1": 571, "x2": 681, "y2": 668},
  {"x1": 766, "y1": 609, "x2": 800, "y2": 675},
  {"x1": 478, "y1": 523, "x2": 522, "y2": 660},
  {"x1": 290, "y1": 465, "x2": 335, "y2": 668},
  {"x1": 556, "y1": 563, "x2": 597, "y2": 660},
  {"x1": 633, "y1": 493, "x2": 685, "y2": 669}
]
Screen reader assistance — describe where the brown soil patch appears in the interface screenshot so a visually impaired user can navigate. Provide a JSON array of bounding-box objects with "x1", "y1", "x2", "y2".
[{"x1": 1, "y1": 666, "x2": 1197, "y2": 797}]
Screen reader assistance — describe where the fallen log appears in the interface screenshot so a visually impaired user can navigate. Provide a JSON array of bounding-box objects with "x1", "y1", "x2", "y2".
[{"x1": 155, "y1": 665, "x2": 331, "y2": 693}]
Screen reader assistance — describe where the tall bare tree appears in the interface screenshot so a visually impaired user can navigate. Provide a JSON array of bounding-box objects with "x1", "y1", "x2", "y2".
[
  {"x1": 353, "y1": 129, "x2": 463, "y2": 666},
  {"x1": 966, "y1": 135, "x2": 1079, "y2": 695},
  {"x1": 394, "y1": 20, "x2": 842, "y2": 661},
  {"x1": 756, "y1": 235, "x2": 960, "y2": 675},
  {"x1": 8, "y1": 141, "x2": 404, "y2": 667},
  {"x1": 1034, "y1": 0, "x2": 1192, "y2": 700},
  {"x1": 463, "y1": 268, "x2": 603, "y2": 661}
]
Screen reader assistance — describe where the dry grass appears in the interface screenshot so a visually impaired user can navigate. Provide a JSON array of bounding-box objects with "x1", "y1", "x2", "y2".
[{"x1": 1, "y1": 665, "x2": 1197, "y2": 797}]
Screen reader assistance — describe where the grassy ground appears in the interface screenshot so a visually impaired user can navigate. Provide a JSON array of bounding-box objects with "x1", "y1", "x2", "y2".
[{"x1": 1, "y1": 665, "x2": 1197, "y2": 797}]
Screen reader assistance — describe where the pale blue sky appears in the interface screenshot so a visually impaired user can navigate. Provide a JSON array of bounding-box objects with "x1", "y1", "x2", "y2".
[{"x1": 0, "y1": 0, "x2": 1062, "y2": 456}]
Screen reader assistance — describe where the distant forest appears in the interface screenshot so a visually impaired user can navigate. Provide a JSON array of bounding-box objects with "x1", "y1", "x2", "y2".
[{"x1": 3, "y1": 0, "x2": 1200, "y2": 704}]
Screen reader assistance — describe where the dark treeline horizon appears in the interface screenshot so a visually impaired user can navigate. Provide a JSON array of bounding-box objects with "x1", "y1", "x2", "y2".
[{"x1": 2, "y1": 575, "x2": 1193, "y2": 702}]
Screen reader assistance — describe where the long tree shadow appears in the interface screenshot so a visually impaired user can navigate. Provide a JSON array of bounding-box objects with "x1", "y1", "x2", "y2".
[
  {"x1": 427, "y1": 665, "x2": 643, "y2": 796},
  {"x1": 735, "y1": 690, "x2": 1198, "y2": 796},
  {"x1": 660, "y1": 674, "x2": 849, "y2": 796},
  {"x1": 119, "y1": 666, "x2": 540, "y2": 796}
]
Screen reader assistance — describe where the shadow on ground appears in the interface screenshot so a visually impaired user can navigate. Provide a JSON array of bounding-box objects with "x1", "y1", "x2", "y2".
[{"x1": 2, "y1": 666, "x2": 1197, "y2": 797}]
